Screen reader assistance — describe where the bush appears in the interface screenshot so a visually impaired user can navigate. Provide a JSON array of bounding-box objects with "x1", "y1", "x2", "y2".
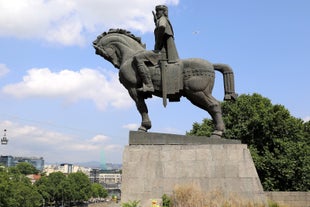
[{"x1": 162, "y1": 194, "x2": 171, "y2": 207}]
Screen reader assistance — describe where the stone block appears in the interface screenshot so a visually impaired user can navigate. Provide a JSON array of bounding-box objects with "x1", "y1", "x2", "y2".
[{"x1": 122, "y1": 131, "x2": 267, "y2": 207}]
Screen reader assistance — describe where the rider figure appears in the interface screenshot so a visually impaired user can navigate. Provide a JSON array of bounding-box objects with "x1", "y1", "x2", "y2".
[{"x1": 133, "y1": 5, "x2": 179, "y2": 93}]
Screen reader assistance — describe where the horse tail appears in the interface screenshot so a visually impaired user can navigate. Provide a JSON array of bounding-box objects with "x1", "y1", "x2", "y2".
[{"x1": 213, "y1": 63, "x2": 238, "y2": 101}]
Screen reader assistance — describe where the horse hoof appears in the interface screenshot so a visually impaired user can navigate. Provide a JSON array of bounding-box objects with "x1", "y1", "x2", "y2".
[
  {"x1": 138, "y1": 126, "x2": 147, "y2": 132},
  {"x1": 224, "y1": 93, "x2": 238, "y2": 101},
  {"x1": 141, "y1": 121, "x2": 152, "y2": 130},
  {"x1": 211, "y1": 130, "x2": 223, "y2": 138}
]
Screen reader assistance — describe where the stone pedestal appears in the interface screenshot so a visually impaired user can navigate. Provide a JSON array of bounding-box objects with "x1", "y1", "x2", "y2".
[{"x1": 121, "y1": 131, "x2": 267, "y2": 207}]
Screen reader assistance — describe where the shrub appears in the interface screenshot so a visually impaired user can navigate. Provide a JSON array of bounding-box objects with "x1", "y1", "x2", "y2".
[{"x1": 162, "y1": 194, "x2": 171, "y2": 207}]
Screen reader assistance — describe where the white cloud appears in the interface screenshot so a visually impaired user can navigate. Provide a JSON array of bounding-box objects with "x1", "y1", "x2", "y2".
[
  {"x1": 122, "y1": 123, "x2": 139, "y2": 131},
  {"x1": 0, "y1": 0, "x2": 179, "y2": 46},
  {"x1": 90, "y1": 134, "x2": 109, "y2": 143},
  {"x1": 2, "y1": 68, "x2": 133, "y2": 111},
  {"x1": 0, "y1": 63, "x2": 9, "y2": 77},
  {"x1": 0, "y1": 120, "x2": 123, "y2": 163}
]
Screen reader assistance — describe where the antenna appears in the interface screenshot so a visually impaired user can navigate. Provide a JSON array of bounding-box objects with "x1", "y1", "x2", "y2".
[{"x1": 1, "y1": 129, "x2": 8, "y2": 145}]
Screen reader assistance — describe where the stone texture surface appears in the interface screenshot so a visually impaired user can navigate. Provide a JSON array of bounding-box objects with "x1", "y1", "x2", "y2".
[
  {"x1": 122, "y1": 131, "x2": 267, "y2": 207},
  {"x1": 129, "y1": 131, "x2": 241, "y2": 145},
  {"x1": 265, "y1": 192, "x2": 310, "y2": 207}
]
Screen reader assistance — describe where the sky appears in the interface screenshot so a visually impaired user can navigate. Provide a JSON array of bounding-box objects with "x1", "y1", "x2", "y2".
[{"x1": 0, "y1": 0, "x2": 309, "y2": 164}]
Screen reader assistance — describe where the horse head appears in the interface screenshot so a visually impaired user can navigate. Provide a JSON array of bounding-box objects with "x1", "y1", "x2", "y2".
[{"x1": 93, "y1": 29, "x2": 146, "y2": 69}]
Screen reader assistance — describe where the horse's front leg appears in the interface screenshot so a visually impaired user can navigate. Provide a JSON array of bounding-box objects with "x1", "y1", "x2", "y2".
[
  {"x1": 128, "y1": 88, "x2": 151, "y2": 132},
  {"x1": 137, "y1": 100, "x2": 152, "y2": 132}
]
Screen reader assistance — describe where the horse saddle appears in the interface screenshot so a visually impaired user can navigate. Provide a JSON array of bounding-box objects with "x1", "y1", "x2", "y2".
[{"x1": 151, "y1": 60, "x2": 183, "y2": 104}]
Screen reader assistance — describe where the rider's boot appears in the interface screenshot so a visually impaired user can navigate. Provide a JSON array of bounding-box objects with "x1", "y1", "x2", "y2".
[{"x1": 137, "y1": 64, "x2": 154, "y2": 92}]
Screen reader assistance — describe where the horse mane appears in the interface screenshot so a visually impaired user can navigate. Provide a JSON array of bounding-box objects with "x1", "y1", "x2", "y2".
[{"x1": 93, "y1": 28, "x2": 146, "y2": 49}]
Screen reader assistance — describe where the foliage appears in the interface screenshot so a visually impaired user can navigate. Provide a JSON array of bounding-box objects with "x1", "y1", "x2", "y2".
[
  {"x1": 188, "y1": 119, "x2": 214, "y2": 137},
  {"x1": 162, "y1": 194, "x2": 171, "y2": 207},
  {"x1": 67, "y1": 172, "x2": 92, "y2": 202},
  {"x1": 187, "y1": 93, "x2": 310, "y2": 191},
  {"x1": 0, "y1": 165, "x2": 108, "y2": 207},
  {"x1": 121, "y1": 200, "x2": 141, "y2": 207},
  {"x1": 268, "y1": 200, "x2": 283, "y2": 207},
  {"x1": 0, "y1": 167, "x2": 43, "y2": 207},
  {"x1": 15, "y1": 162, "x2": 39, "y2": 174},
  {"x1": 91, "y1": 183, "x2": 108, "y2": 198},
  {"x1": 35, "y1": 171, "x2": 97, "y2": 206}
]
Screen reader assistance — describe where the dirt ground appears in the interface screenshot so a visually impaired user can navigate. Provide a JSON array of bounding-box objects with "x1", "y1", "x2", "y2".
[{"x1": 88, "y1": 201, "x2": 121, "y2": 207}]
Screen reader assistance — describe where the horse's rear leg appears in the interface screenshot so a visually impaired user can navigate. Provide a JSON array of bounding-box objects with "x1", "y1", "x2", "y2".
[{"x1": 186, "y1": 91, "x2": 225, "y2": 137}]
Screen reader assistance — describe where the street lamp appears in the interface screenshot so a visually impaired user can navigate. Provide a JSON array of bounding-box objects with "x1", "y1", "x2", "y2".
[{"x1": 1, "y1": 129, "x2": 8, "y2": 145}]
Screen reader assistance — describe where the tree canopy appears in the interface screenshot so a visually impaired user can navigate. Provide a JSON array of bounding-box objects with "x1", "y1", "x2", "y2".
[
  {"x1": 0, "y1": 166, "x2": 42, "y2": 207},
  {"x1": 35, "y1": 171, "x2": 107, "y2": 206},
  {"x1": 187, "y1": 93, "x2": 310, "y2": 191},
  {"x1": 15, "y1": 162, "x2": 39, "y2": 175},
  {"x1": 0, "y1": 166, "x2": 108, "y2": 207}
]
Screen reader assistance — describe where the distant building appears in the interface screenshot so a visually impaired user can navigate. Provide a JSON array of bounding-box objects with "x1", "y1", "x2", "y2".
[
  {"x1": 15, "y1": 156, "x2": 44, "y2": 171},
  {"x1": 43, "y1": 163, "x2": 122, "y2": 197},
  {"x1": 43, "y1": 163, "x2": 91, "y2": 175},
  {"x1": 99, "y1": 169, "x2": 122, "y2": 185},
  {"x1": 60, "y1": 163, "x2": 73, "y2": 174},
  {"x1": 26, "y1": 174, "x2": 42, "y2": 184},
  {"x1": 89, "y1": 168, "x2": 101, "y2": 183},
  {"x1": 89, "y1": 169, "x2": 122, "y2": 197},
  {"x1": 0, "y1": 155, "x2": 44, "y2": 171},
  {"x1": 0, "y1": 155, "x2": 14, "y2": 167}
]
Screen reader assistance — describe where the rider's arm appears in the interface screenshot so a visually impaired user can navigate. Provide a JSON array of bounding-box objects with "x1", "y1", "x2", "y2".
[{"x1": 154, "y1": 17, "x2": 167, "y2": 51}]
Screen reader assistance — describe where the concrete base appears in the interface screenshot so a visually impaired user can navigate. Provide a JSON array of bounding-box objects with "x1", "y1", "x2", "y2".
[{"x1": 121, "y1": 131, "x2": 267, "y2": 207}]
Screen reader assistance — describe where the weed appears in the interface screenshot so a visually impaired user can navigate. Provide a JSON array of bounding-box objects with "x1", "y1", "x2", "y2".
[{"x1": 121, "y1": 200, "x2": 141, "y2": 207}]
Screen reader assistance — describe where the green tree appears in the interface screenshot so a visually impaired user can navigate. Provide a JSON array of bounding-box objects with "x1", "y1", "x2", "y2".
[
  {"x1": 16, "y1": 162, "x2": 39, "y2": 175},
  {"x1": 46, "y1": 172, "x2": 67, "y2": 206},
  {"x1": 67, "y1": 172, "x2": 92, "y2": 203},
  {"x1": 11, "y1": 182, "x2": 43, "y2": 207},
  {"x1": 35, "y1": 176, "x2": 53, "y2": 206},
  {"x1": 187, "y1": 93, "x2": 310, "y2": 191},
  {"x1": 303, "y1": 120, "x2": 310, "y2": 140},
  {"x1": 0, "y1": 169, "x2": 16, "y2": 207},
  {"x1": 36, "y1": 171, "x2": 94, "y2": 206},
  {"x1": 91, "y1": 183, "x2": 108, "y2": 198},
  {"x1": 188, "y1": 119, "x2": 214, "y2": 137},
  {"x1": 0, "y1": 167, "x2": 42, "y2": 207}
]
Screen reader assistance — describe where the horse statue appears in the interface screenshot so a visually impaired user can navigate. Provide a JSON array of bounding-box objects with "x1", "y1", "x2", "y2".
[{"x1": 93, "y1": 29, "x2": 237, "y2": 137}]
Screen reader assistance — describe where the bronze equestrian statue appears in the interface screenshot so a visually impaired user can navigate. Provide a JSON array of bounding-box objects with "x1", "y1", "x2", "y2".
[{"x1": 92, "y1": 6, "x2": 237, "y2": 137}]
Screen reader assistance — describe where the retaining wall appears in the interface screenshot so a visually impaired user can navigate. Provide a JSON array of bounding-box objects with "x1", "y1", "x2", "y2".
[{"x1": 265, "y1": 191, "x2": 310, "y2": 207}]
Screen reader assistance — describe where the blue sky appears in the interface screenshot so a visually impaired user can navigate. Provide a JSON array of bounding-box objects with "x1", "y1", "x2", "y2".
[{"x1": 0, "y1": 0, "x2": 309, "y2": 164}]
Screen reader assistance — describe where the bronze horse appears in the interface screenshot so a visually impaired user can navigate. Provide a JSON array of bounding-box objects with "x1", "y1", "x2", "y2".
[{"x1": 93, "y1": 29, "x2": 237, "y2": 137}]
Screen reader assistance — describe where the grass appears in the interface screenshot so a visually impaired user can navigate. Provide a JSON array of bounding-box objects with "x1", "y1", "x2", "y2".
[
  {"x1": 121, "y1": 200, "x2": 141, "y2": 207},
  {"x1": 165, "y1": 183, "x2": 286, "y2": 207}
]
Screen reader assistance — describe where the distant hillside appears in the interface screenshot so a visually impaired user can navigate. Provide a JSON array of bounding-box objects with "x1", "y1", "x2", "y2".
[{"x1": 73, "y1": 161, "x2": 122, "y2": 170}]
